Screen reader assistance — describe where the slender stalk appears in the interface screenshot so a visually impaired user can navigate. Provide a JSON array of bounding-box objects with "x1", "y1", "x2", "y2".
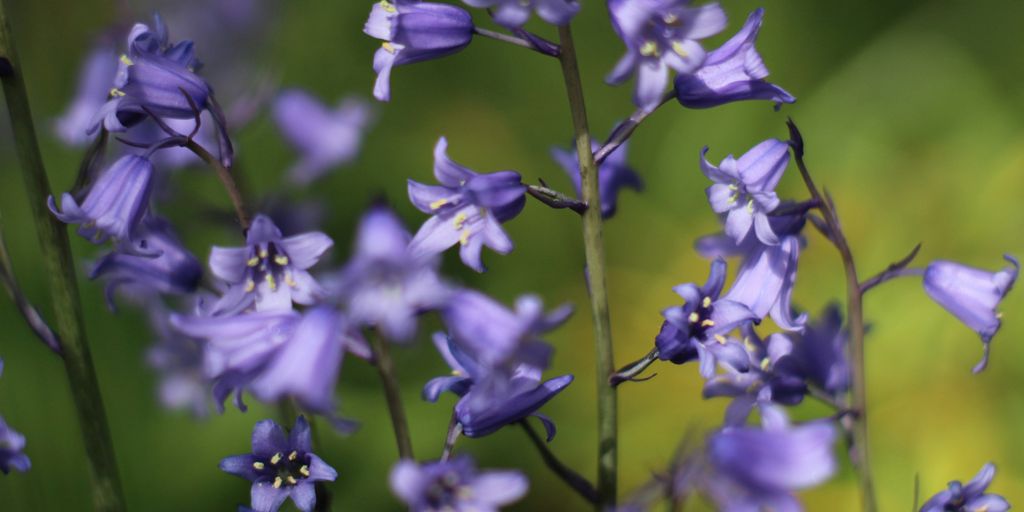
[
  {"x1": 368, "y1": 331, "x2": 414, "y2": 459},
  {"x1": 184, "y1": 140, "x2": 250, "y2": 230},
  {"x1": 472, "y1": 27, "x2": 557, "y2": 57},
  {"x1": 787, "y1": 119, "x2": 876, "y2": 512},
  {"x1": 441, "y1": 413, "x2": 461, "y2": 462},
  {"x1": 556, "y1": 24, "x2": 618, "y2": 509},
  {"x1": 526, "y1": 183, "x2": 587, "y2": 215},
  {"x1": 859, "y1": 267, "x2": 924, "y2": 294},
  {"x1": 594, "y1": 90, "x2": 674, "y2": 165},
  {"x1": 0, "y1": 3, "x2": 125, "y2": 510},
  {"x1": 520, "y1": 421, "x2": 598, "y2": 505}
]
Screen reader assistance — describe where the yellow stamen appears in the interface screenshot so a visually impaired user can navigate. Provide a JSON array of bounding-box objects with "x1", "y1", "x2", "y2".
[
  {"x1": 244, "y1": 279, "x2": 256, "y2": 293},
  {"x1": 259, "y1": 249, "x2": 269, "y2": 259},
  {"x1": 996, "y1": 312, "x2": 1004, "y2": 319},
  {"x1": 247, "y1": 257, "x2": 260, "y2": 267},
  {"x1": 663, "y1": 13, "x2": 679, "y2": 24},
  {"x1": 285, "y1": 272, "x2": 298, "y2": 288},
  {"x1": 701, "y1": 296, "x2": 711, "y2": 308},
  {"x1": 288, "y1": 451, "x2": 298, "y2": 461},
  {"x1": 714, "y1": 334, "x2": 727, "y2": 344},
  {"x1": 458, "y1": 230, "x2": 471, "y2": 246},
  {"x1": 273, "y1": 477, "x2": 283, "y2": 489},
  {"x1": 701, "y1": 319, "x2": 715, "y2": 327},
  {"x1": 451, "y1": 370, "x2": 462, "y2": 377},
  {"x1": 639, "y1": 40, "x2": 659, "y2": 57},
  {"x1": 286, "y1": 476, "x2": 298, "y2": 485},
  {"x1": 429, "y1": 198, "x2": 449, "y2": 210},
  {"x1": 265, "y1": 273, "x2": 277, "y2": 291},
  {"x1": 382, "y1": 41, "x2": 397, "y2": 54},
  {"x1": 453, "y1": 212, "x2": 468, "y2": 230},
  {"x1": 270, "y1": 453, "x2": 282, "y2": 465},
  {"x1": 746, "y1": 199, "x2": 755, "y2": 213},
  {"x1": 379, "y1": 0, "x2": 396, "y2": 13},
  {"x1": 109, "y1": 88, "x2": 125, "y2": 97},
  {"x1": 252, "y1": 462, "x2": 265, "y2": 470},
  {"x1": 119, "y1": 54, "x2": 134, "y2": 66},
  {"x1": 688, "y1": 312, "x2": 699, "y2": 323},
  {"x1": 728, "y1": 183, "x2": 739, "y2": 191},
  {"x1": 300, "y1": 465, "x2": 311, "y2": 477},
  {"x1": 671, "y1": 41, "x2": 689, "y2": 58},
  {"x1": 760, "y1": 357, "x2": 771, "y2": 370},
  {"x1": 274, "y1": 255, "x2": 289, "y2": 266}
]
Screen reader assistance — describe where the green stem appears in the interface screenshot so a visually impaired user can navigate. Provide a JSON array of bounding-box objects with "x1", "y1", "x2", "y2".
[
  {"x1": 369, "y1": 331, "x2": 414, "y2": 459},
  {"x1": 787, "y1": 119, "x2": 876, "y2": 512},
  {"x1": 0, "y1": 3, "x2": 125, "y2": 510},
  {"x1": 556, "y1": 24, "x2": 617, "y2": 509},
  {"x1": 184, "y1": 140, "x2": 250, "y2": 230}
]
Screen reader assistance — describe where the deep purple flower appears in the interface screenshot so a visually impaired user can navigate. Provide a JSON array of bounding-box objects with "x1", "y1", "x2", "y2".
[
  {"x1": 90, "y1": 216, "x2": 202, "y2": 307},
  {"x1": 721, "y1": 236, "x2": 806, "y2": 331},
  {"x1": 49, "y1": 154, "x2": 154, "y2": 246},
  {"x1": 209, "y1": 214, "x2": 333, "y2": 315},
  {"x1": 272, "y1": 89, "x2": 374, "y2": 184},
  {"x1": 54, "y1": 41, "x2": 118, "y2": 146},
  {"x1": 220, "y1": 416, "x2": 337, "y2": 512},
  {"x1": 706, "y1": 413, "x2": 837, "y2": 511},
  {"x1": 429, "y1": 291, "x2": 574, "y2": 438},
  {"x1": 462, "y1": 0, "x2": 579, "y2": 28},
  {"x1": 607, "y1": 0, "x2": 727, "y2": 111},
  {"x1": 923, "y1": 255, "x2": 1018, "y2": 373},
  {"x1": 408, "y1": 137, "x2": 526, "y2": 272},
  {"x1": 655, "y1": 258, "x2": 757, "y2": 377},
  {"x1": 332, "y1": 206, "x2": 450, "y2": 342},
  {"x1": 364, "y1": 0, "x2": 475, "y2": 102},
  {"x1": 391, "y1": 456, "x2": 528, "y2": 511},
  {"x1": 91, "y1": 15, "x2": 233, "y2": 165},
  {"x1": 780, "y1": 304, "x2": 849, "y2": 398},
  {"x1": 676, "y1": 9, "x2": 795, "y2": 109},
  {"x1": 551, "y1": 140, "x2": 642, "y2": 219},
  {"x1": 702, "y1": 139, "x2": 790, "y2": 246},
  {"x1": 921, "y1": 463, "x2": 1010, "y2": 512},
  {"x1": 0, "y1": 360, "x2": 30, "y2": 475}
]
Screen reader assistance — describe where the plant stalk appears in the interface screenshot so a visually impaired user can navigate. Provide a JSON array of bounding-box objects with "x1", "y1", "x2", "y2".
[
  {"x1": 369, "y1": 331, "x2": 414, "y2": 459},
  {"x1": 0, "y1": 2, "x2": 125, "y2": 509},
  {"x1": 557, "y1": 24, "x2": 617, "y2": 509}
]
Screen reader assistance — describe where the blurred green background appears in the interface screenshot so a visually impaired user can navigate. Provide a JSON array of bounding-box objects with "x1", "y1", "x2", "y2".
[{"x1": 0, "y1": 0, "x2": 1023, "y2": 510}]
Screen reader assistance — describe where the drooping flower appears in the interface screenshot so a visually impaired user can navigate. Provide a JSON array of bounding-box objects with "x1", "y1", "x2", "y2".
[
  {"x1": 272, "y1": 89, "x2": 374, "y2": 184},
  {"x1": 607, "y1": 0, "x2": 727, "y2": 111},
  {"x1": 408, "y1": 137, "x2": 526, "y2": 272},
  {"x1": 655, "y1": 258, "x2": 757, "y2": 377},
  {"x1": 364, "y1": 0, "x2": 475, "y2": 102},
  {"x1": 675, "y1": 9, "x2": 795, "y2": 109},
  {"x1": 780, "y1": 304, "x2": 849, "y2": 398},
  {"x1": 462, "y1": 0, "x2": 579, "y2": 28},
  {"x1": 706, "y1": 410, "x2": 837, "y2": 511},
  {"x1": 90, "y1": 215, "x2": 202, "y2": 307},
  {"x1": 220, "y1": 416, "x2": 337, "y2": 512},
  {"x1": 920, "y1": 463, "x2": 1010, "y2": 512},
  {"x1": 331, "y1": 206, "x2": 450, "y2": 342},
  {"x1": 91, "y1": 14, "x2": 233, "y2": 165},
  {"x1": 209, "y1": 214, "x2": 333, "y2": 315},
  {"x1": 923, "y1": 255, "x2": 1018, "y2": 373},
  {"x1": 390, "y1": 455, "x2": 529, "y2": 511},
  {"x1": 54, "y1": 41, "x2": 118, "y2": 146},
  {"x1": 145, "y1": 301, "x2": 211, "y2": 418},
  {"x1": 551, "y1": 140, "x2": 642, "y2": 219},
  {"x1": 701, "y1": 138, "x2": 791, "y2": 245},
  {"x1": 0, "y1": 360, "x2": 30, "y2": 475},
  {"x1": 49, "y1": 154, "x2": 155, "y2": 246},
  {"x1": 721, "y1": 236, "x2": 806, "y2": 331},
  {"x1": 427, "y1": 291, "x2": 574, "y2": 438}
]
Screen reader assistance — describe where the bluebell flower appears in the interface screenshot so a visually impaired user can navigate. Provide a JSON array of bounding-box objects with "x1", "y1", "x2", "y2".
[
  {"x1": 390, "y1": 455, "x2": 529, "y2": 511},
  {"x1": 408, "y1": 137, "x2": 526, "y2": 272},
  {"x1": 607, "y1": 0, "x2": 727, "y2": 111},
  {"x1": 145, "y1": 302, "x2": 211, "y2": 418},
  {"x1": 0, "y1": 360, "x2": 30, "y2": 475},
  {"x1": 701, "y1": 138, "x2": 791, "y2": 245},
  {"x1": 920, "y1": 463, "x2": 1010, "y2": 512},
  {"x1": 706, "y1": 411, "x2": 837, "y2": 511},
  {"x1": 92, "y1": 15, "x2": 233, "y2": 165},
  {"x1": 54, "y1": 41, "x2": 118, "y2": 146},
  {"x1": 428, "y1": 291, "x2": 574, "y2": 439},
  {"x1": 781, "y1": 304, "x2": 849, "y2": 398},
  {"x1": 462, "y1": 0, "x2": 579, "y2": 28},
  {"x1": 721, "y1": 236, "x2": 806, "y2": 331},
  {"x1": 923, "y1": 255, "x2": 1018, "y2": 373},
  {"x1": 220, "y1": 417, "x2": 337, "y2": 512},
  {"x1": 676, "y1": 9, "x2": 795, "y2": 109},
  {"x1": 655, "y1": 258, "x2": 757, "y2": 377},
  {"x1": 272, "y1": 89, "x2": 374, "y2": 185},
  {"x1": 90, "y1": 215, "x2": 202, "y2": 307},
  {"x1": 331, "y1": 206, "x2": 450, "y2": 342},
  {"x1": 364, "y1": 1, "x2": 475, "y2": 102},
  {"x1": 551, "y1": 140, "x2": 642, "y2": 219},
  {"x1": 209, "y1": 214, "x2": 333, "y2": 315},
  {"x1": 49, "y1": 154, "x2": 155, "y2": 246}
]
